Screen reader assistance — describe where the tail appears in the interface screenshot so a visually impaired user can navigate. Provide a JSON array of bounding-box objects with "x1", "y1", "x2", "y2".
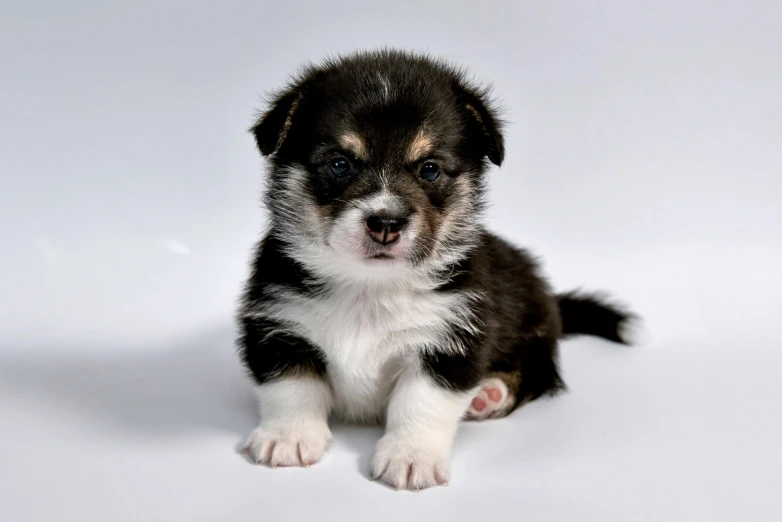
[{"x1": 556, "y1": 290, "x2": 644, "y2": 345}]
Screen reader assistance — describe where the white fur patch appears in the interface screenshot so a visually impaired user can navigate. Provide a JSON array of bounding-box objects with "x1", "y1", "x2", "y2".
[
  {"x1": 243, "y1": 377, "x2": 333, "y2": 467},
  {"x1": 271, "y1": 165, "x2": 328, "y2": 248},
  {"x1": 617, "y1": 318, "x2": 651, "y2": 346},
  {"x1": 371, "y1": 365, "x2": 476, "y2": 490},
  {"x1": 246, "y1": 282, "x2": 482, "y2": 421}
]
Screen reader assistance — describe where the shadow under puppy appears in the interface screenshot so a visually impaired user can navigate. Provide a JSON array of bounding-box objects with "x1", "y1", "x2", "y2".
[{"x1": 238, "y1": 49, "x2": 640, "y2": 490}]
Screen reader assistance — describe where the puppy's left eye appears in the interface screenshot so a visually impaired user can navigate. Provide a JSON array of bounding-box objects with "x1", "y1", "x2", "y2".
[
  {"x1": 420, "y1": 162, "x2": 441, "y2": 182},
  {"x1": 330, "y1": 157, "x2": 352, "y2": 177}
]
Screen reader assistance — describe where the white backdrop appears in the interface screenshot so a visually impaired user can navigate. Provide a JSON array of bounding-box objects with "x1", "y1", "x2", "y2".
[{"x1": 1, "y1": 1, "x2": 780, "y2": 521}]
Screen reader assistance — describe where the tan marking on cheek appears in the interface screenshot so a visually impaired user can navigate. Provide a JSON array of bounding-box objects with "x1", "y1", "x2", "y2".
[
  {"x1": 410, "y1": 195, "x2": 443, "y2": 249},
  {"x1": 451, "y1": 176, "x2": 471, "y2": 199},
  {"x1": 339, "y1": 133, "x2": 368, "y2": 160},
  {"x1": 415, "y1": 208, "x2": 441, "y2": 243},
  {"x1": 442, "y1": 176, "x2": 474, "y2": 221},
  {"x1": 429, "y1": 175, "x2": 474, "y2": 245},
  {"x1": 407, "y1": 131, "x2": 434, "y2": 162}
]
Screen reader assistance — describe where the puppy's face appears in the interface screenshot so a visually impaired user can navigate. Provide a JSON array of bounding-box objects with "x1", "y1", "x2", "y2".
[{"x1": 252, "y1": 51, "x2": 504, "y2": 281}]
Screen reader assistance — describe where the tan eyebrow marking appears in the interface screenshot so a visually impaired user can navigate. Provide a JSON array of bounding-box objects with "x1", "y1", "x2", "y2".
[
  {"x1": 407, "y1": 130, "x2": 434, "y2": 162},
  {"x1": 339, "y1": 133, "x2": 368, "y2": 160}
]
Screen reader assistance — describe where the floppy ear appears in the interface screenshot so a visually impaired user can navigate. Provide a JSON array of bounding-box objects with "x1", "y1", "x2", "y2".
[
  {"x1": 455, "y1": 84, "x2": 505, "y2": 166},
  {"x1": 250, "y1": 88, "x2": 303, "y2": 156}
]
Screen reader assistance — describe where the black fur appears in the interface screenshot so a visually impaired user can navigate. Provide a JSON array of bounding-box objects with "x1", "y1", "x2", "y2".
[
  {"x1": 558, "y1": 291, "x2": 636, "y2": 344},
  {"x1": 238, "y1": 235, "x2": 328, "y2": 385},
  {"x1": 422, "y1": 232, "x2": 569, "y2": 407}
]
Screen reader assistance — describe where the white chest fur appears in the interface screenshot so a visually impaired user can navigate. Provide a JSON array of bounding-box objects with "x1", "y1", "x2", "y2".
[{"x1": 257, "y1": 282, "x2": 476, "y2": 421}]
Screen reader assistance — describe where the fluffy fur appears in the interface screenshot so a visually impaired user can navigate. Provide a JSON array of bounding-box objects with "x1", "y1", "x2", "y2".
[{"x1": 237, "y1": 49, "x2": 640, "y2": 490}]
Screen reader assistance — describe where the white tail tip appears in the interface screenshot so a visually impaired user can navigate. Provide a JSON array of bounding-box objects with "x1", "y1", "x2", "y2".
[{"x1": 617, "y1": 318, "x2": 652, "y2": 346}]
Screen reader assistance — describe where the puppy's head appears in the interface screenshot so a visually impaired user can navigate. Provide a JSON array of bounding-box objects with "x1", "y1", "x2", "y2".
[{"x1": 252, "y1": 50, "x2": 504, "y2": 282}]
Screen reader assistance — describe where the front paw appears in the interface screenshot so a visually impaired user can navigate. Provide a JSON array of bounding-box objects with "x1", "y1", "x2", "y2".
[
  {"x1": 371, "y1": 433, "x2": 451, "y2": 490},
  {"x1": 243, "y1": 420, "x2": 332, "y2": 467}
]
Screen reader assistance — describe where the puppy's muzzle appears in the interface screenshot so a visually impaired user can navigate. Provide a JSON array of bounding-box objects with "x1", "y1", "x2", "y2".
[{"x1": 365, "y1": 212, "x2": 408, "y2": 245}]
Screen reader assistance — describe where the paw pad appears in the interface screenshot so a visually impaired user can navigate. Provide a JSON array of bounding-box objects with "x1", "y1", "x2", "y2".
[{"x1": 464, "y1": 377, "x2": 513, "y2": 421}]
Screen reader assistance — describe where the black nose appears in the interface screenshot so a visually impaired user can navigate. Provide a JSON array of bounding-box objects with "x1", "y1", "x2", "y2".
[{"x1": 366, "y1": 214, "x2": 408, "y2": 245}]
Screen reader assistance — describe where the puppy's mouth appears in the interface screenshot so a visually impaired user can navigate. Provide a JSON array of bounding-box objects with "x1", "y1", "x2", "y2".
[
  {"x1": 361, "y1": 243, "x2": 410, "y2": 264},
  {"x1": 365, "y1": 253, "x2": 395, "y2": 261},
  {"x1": 362, "y1": 234, "x2": 409, "y2": 263}
]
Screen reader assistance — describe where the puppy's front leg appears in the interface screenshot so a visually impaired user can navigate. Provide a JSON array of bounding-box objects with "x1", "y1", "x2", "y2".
[
  {"x1": 241, "y1": 318, "x2": 333, "y2": 467},
  {"x1": 244, "y1": 376, "x2": 333, "y2": 467},
  {"x1": 372, "y1": 362, "x2": 476, "y2": 490}
]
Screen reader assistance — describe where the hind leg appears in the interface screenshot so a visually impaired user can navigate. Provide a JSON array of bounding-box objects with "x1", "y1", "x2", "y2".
[
  {"x1": 464, "y1": 372, "x2": 520, "y2": 421},
  {"x1": 464, "y1": 334, "x2": 565, "y2": 422}
]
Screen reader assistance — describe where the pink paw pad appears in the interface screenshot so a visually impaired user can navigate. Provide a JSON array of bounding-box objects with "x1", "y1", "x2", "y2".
[{"x1": 465, "y1": 377, "x2": 511, "y2": 421}]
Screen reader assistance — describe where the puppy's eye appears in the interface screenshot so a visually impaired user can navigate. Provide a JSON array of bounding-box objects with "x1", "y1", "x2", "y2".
[
  {"x1": 420, "y1": 161, "x2": 441, "y2": 182},
  {"x1": 330, "y1": 158, "x2": 351, "y2": 177}
]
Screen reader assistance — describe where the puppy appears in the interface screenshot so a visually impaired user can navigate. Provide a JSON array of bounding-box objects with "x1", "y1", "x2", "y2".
[{"x1": 237, "y1": 49, "x2": 640, "y2": 490}]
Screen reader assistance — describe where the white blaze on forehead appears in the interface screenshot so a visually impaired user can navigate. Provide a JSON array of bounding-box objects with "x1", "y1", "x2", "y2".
[
  {"x1": 356, "y1": 190, "x2": 404, "y2": 215},
  {"x1": 376, "y1": 72, "x2": 391, "y2": 101}
]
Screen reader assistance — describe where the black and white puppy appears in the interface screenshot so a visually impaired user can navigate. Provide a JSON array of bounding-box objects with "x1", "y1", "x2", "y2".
[{"x1": 238, "y1": 49, "x2": 640, "y2": 490}]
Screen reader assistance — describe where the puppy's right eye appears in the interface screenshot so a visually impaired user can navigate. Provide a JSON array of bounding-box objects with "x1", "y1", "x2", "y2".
[{"x1": 329, "y1": 158, "x2": 351, "y2": 177}]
